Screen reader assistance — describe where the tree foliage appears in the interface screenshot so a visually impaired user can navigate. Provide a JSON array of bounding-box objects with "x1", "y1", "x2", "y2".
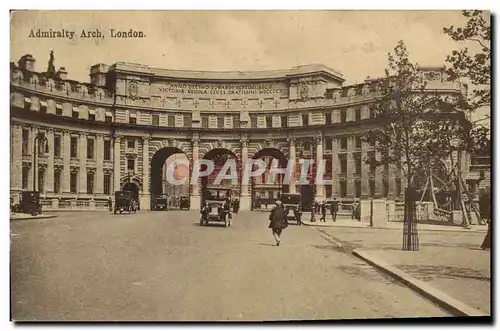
[{"x1": 443, "y1": 10, "x2": 491, "y2": 110}]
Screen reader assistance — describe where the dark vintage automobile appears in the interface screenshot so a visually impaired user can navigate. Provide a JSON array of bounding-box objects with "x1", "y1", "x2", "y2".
[
  {"x1": 153, "y1": 195, "x2": 169, "y2": 211},
  {"x1": 200, "y1": 188, "x2": 232, "y2": 227},
  {"x1": 281, "y1": 193, "x2": 302, "y2": 225},
  {"x1": 18, "y1": 191, "x2": 42, "y2": 216},
  {"x1": 114, "y1": 190, "x2": 137, "y2": 214},
  {"x1": 179, "y1": 196, "x2": 190, "y2": 210}
]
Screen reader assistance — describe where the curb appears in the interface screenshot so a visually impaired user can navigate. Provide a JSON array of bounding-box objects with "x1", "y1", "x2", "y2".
[
  {"x1": 301, "y1": 221, "x2": 487, "y2": 233},
  {"x1": 10, "y1": 215, "x2": 57, "y2": 221},
  {"x1": 352, "y1": 249, "x2": 487, "y2": 317}
]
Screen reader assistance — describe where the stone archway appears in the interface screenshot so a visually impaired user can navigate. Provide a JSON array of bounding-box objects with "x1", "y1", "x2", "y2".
[
  {"x1": 150, "y1": 146, "x2": 190, "y2": 209},
  {"x1": 251, "y1": 148, "x2": 289, "y2": 211},
  {"x1": 201, "y1": 148, "x2": 239, "y2": 206}
]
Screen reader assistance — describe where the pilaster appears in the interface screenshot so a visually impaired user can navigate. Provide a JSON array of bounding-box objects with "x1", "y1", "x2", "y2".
[{"x1": 78, "y1": 132, "x2": 87, "y2": 194}]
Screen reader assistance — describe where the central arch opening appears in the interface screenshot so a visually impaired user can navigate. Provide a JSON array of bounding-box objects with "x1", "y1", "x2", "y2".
[
  {"x1": 251, "y1": 148, "x2": 288, "y2": 211},
  {"x1": 150, "y1": 147, "x2": 190, "y2": 209},
  {"x1": 201, "y1": 148, "x2": 239, "y2": 206}
]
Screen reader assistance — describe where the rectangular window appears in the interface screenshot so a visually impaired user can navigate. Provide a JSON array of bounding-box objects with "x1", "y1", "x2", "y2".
[
  {"x1": 325, "y1": 112, "x2": 332, "y2": 124},
  {"x1": 89, "y1": 114, "x2": 96, "y2": 121},
  {"x1": 251, "y1": 117, "x2": 257, "y2": 128},
  {"x1": 129, "y1": 116, "x2": 137, "y2": 124},
  {"x1": 127, "y1": 159, "x2": 135, "y2": 171},
  {"x1": 396, "y1": 178, "x2": 402, "y2": 197},
  {"x1": 281, "y1": 116, "x2": 288, "y2": 128},
  {"x1": 355, "y1": 108, "x2": 361, "y2": 121},
  {"x1": 340, "y1": 109, "x2": 347, "y2": 123},
  {"x1": 383, "y1": 178, "x2": 389, "y2": 197},
  {"x1": 22, "y1": 129, "x2": 29, "y2": 155},
  {"x1": 70, "y1": 137, "x2": 78, "y2": 158},
  {"x1": 355, "y1": 180, "x2": 361, "y2": 198},
  {"x1": 22, "y1": 167, "x2": 29, "y2": 190},
  {"x1": 339, "y1": 155, "x2": 348, "y2": 174},
  {"x1": 105, "y1": 115, "x2": 112, "y2": 123},
  {"x1": 355, "y1": 136, "x2": 362, "y2": 149},
  {"x1": 38, "y1": 169, "x2": 44, "y2": 193},
  {"x1": 340, "y1": 180, "x2": 347, "y2": 198},
  {"x1": 217, "y1": 116, "x2": 224, "y2": 129},
  {"x1": 87, "y1": 138, "x2": 95, "y2": 159},
  {"x1": 302, "y1": 114, "x2": 309, "y2": 126},
  {"x1": 127, "y1": 138, "x2": 135, "y2": 149},
  {"x1": 266, "y1": 116, "x2": 273, "y2": 128},
  {"x1": 87, "y1": 172, "x2": 94, "y2": 194},
  {"x1": 104, "y1": 174, "x2": 111, "y2": 195},
  {"x1": 369, "y1": 179, "x2": 375, "y2": 197},
  {"x1": 340, "y1": 137, "x2": 348, "y2": 150},
  {"x1": 184, "y1": 115, "x2": 192, "y2": 127},
  {"x1": 72, "y1": 111, "x2": 79, "y2": 119},
  {"x1": 104, "y1": 140, "x2": 111, "y2": 161},
  {"x1": 325, "y1": 137, "x2": 333, "y2": 150},
  {"x1": 70, "y1": 172, "x2": 77, "y2": 193},
  {"x1": 354, "y1": 153, "x2": 362, "y2": 174},
  {"x1": 54, "y1": 171, "x2": 61, "y2": 194},
  {"x1": 56, "y1": 108, "x2": 63, "y2": 116},
  {"x1": 202, "y1": 117, "x2": 209, "y2": 128},
  {"x1": 54, "y1": 135, "x2": 61, "y2": 157},
  {"x1": 168, "y1": 115, "x2": 175, "y2": 127},
  {"x1": 233, "y1": 116, "x2": 240, "y2": 129}
]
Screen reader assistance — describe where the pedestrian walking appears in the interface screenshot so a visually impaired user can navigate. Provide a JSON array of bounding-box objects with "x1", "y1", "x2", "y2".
[
  {"x1": 108, "y1": 197, "x2": 113, "y2": 212},
  {"x1": 331, "y1": 198, "x2": 339, "y2": 222},
  {"x1": 481, "y1": 220, "x2": 491, "y2": 250},
  {"x1": 352, "y1": 200, "x2": 359, "y2": 220},
  {"x1": 320, "y1": 201, "x2": 327, "y2": 222},
  {"x1": 268, "y1": 200, "x2": 287, "y2": 246}
]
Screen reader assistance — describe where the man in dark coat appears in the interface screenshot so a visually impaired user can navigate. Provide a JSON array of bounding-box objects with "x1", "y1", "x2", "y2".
[
  {"x1": 269, "y1": 200, "x2": 287, "y2": 246},
  {"x1": 331, "y1": 198, "x2": 339, "y2": 222},
  {"x1": 480, "y1": 193, "x2": 491, "y2": 250},
  {"x1": 319, "y1": 201, "x2": 327, "y2": 222}
]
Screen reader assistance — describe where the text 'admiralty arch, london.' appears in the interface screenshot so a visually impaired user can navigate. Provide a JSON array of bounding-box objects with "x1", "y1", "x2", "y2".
[{"x1": 10, "y1": 53, "x2": 484, "y2": 212}]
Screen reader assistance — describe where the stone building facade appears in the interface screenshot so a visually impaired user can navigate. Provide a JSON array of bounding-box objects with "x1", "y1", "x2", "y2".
[{"x1": 10, "y1": 54, "x2": 470, "y2": 211}]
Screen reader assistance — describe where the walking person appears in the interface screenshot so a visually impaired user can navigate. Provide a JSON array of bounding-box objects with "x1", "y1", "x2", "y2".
[
  {"x1": 320, "y1": 201, "x2": 327, "y2": 222},
  {"x1": 268, "y1": 200, "x2": 287, "y2": 246},
  {"x1": 352, "y1": 200, "x2": 359, "y2": 220},
  {"x1": 331, "y1": 198, "x2": 339, "y2": 222},
  {"x1": 480, "y1": 192, "x2": 491, "y2": 250},
  {"x1": 108, "y1": 197, "x2": 113, "y2": 212}
]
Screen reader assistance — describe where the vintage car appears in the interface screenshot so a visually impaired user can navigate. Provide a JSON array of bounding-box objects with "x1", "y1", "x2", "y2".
[
  {"x1": 18, "y1": 191, "x2": 42, "y2": 216},
  {"x1": 200, "y1": 188, "x2": 232, "y2": 227},
  {"x1": 153, "y1": 195, "x2": 169, "y2": 211},
  {"x1": 114, "y1": 190, "x2": 137, "y2": 214},
  {"x1": 281, "y1": 193, "x2": 302, "y2": 225},
  {"x1": 179, "y1": 196, "x2": 190, "y2": 210}
]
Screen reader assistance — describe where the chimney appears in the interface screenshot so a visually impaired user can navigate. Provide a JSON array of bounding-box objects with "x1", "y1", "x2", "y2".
[
  {"x1": 56, "y1": 67, "x2": 68, "y2": 80},
  {"x1": 89, "y1": 63, "x2": 109, "y2": 87},
  {"x1": 18, "y1": 54, "x2": 36, "y2": 71}
]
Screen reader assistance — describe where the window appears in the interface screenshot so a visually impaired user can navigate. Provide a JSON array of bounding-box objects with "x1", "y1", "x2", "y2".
[
  {"x1": 40, "y1": 105, "x2": 47, "y2": 115},
  {"x1": 70, "y1": 172, "x2": 77, "y2": 193},
  {"x1": 355, "y1": 108, "x2": 361, "y2": 121},
  {"x1": 104, "y1": 140, "x2": 111, "y2": 161},
  {"x1": 54, "y1": 135, "x2": 61, "y2": 157},
  {"x1": 72, "y1": 111, "x2": 79, "y2": 119},
  {"x1": 87, "y1": 172, "x2": 94, "y2": 194},
  {"x1": 217, "y1": 116, "x2": 224, "y2": 128},
  {"x1": 127, "y1": 159, "x2": 135, "y2": 171},
  {"x1": 339, "y1": 155, "x2": 347, "y2": 174},
  {"x1": 369, "y1": 179, "x2": 375, "y2": 197},
  {"x1": 38, "y1": 170, "x2": 44, "y2": 193},
  {"x1": 354, "y1": 153, "x2": 362, "y2": 174},
  {"x1": 355, "y1": 136, "x2": 362, "y2": 149},
  {"x1": 151, "y1": 114, "x2": 160, "y2": 126},
  {"x1": 105, "y1": 115, "x2": 112, "y2": 123},
  {"x1": 89, "y1": 114, "x2": 96, "y2": 121},
  {"x1": 184, "y1": 115, "x2": 192, "y2": 127},
  {"x1": 383, "y1": 178, "x2": 389, "y2": 197},
  {"x1": 340, "y1": 109, "x2": 347, "y2": 123},
  {"x1": 355, "y1": 180, "x2": 361, "y2": 198},
  {"x1": 129, "y1": 114, "x2": 137, "y2": 124},
  {"x1": 281, "y1": 116, "x2": 288, "y2": 128},
  {"x1": 325, "y1": 185, "x2": 332, "y2": 199},
  {"x1": 104, "y1": 174, "x2": 111, "y2": 195},
  {"x1": 325, "y1": 112, "x2": 332, "y2": 124},
  {"x1": 22, "y1": 129, "x2": 29, "y2": 155},
  {"x1": 167, "y1": 115, "x2": 175, "y2": 127},
  {"x1": 340, "y1": 137, "x2": 348, "y2": 150},
  {"x1": 266, "y1": 116, "x2": 273, "y2": 128},
  {"x1": 302, "y1": 114, "x2": 309, "y2": 126},
  {"x1": 233, "y1": 116, "x2": 240, "y2": 129},
  {"x1": 87, "y1": 138, "x2": 95, "y2": 159},
  {"x1": 52, "y1": 170, "x2": 61, "y2": 193},
  {"x1": 251, "y1": 117, "x2": 258, "y2": 128},
  {"x1": 70, "y1": 136, "x2": 78, "y2": 158},
  {"x1": 396, "y1": 178, "x2": 402, "y2": 197},
  {"x1": 56, "y1": 108, "x2": 63, "y2": 116},
  {"x1": 22, "y1": 167, "x2": 29, "y2": 190},
  {"x1": 325, "y1": 137, "x2": 333, "y2": 150},
  {"x1": 340, "y1": 180, "x2": 347, "y2": 198},
  {"x1": 202, "y1": 117, "x2": 209, "y2": 128},
  {"x1": 127, "y1": 138, "x2": 135, "y2": 149}
]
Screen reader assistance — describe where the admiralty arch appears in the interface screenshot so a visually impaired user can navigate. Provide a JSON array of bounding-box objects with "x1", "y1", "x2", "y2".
[{"x1": 10, "y1": 53, "x2": 467, "y2": 211}]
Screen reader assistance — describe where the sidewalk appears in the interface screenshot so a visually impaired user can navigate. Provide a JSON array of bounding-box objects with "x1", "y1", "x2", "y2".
[{"x1": 10, "y1": 213, "x2": 57, "y2": 221}]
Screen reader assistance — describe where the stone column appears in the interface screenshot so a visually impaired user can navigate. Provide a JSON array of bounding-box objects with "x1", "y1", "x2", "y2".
[
  {"x1": 239, "y1": 136, "x2": 251, "y2": 211},
  {"x1": 315, "y1": 136, "x2": 325, "y2": 201},
  {"x1": 11, "y1": 124, "x2": 22, "y2": 191},
  {"x1": 361, "y1": 142, "x2": 370, "y2": 198},
  {"x1": 45, "y1": 129, "x2": 54, "y2": 193},
  {"x1": 62, "y1": 131, "x2": 71, "y2": 193},
  {"x1": 140, "y1": 137, "x2": 151, "y2": 210},
  {"x1": 31, "y1": 126, "x2": 38, "y2": 191},
  {"x1": 375, "y1": 149, "x2": 383, "y2": 197},
  {"x1": 96, "y1": 134, "x2": 104, "y2": 195},
  {"x1": 113, "y1": 136, "x2": 121, "y2": 192},
  {"x1": 346, "y1": 136, "x2": 355, "y2": 198},
  {"x1": 288, "y1": 138, "x2": 296, "y2": 194},
  {"x1": 331, "y1": 138, "x2": 340, "y2": 198},
  {"x1": 78, "y1": 133, "x2": 87, "y2": 194},
  {"x1": 190, "y1": 137, "x2": 201, "y2": 210}
]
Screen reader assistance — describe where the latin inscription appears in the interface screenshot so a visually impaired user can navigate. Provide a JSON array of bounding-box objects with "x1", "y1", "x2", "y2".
[{"x1": 157, "y1": 82, "x2": 287, "y2": 96}]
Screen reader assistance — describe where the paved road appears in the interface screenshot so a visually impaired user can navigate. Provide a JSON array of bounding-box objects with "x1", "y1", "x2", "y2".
[{"x1": 11, "y1": 210, "x2": 449, "y2": 321}]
